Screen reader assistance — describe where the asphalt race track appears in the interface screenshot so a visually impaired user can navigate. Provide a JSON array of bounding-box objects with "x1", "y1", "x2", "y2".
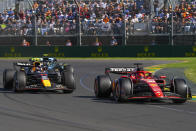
[{"x1": 0, "y1": 59, "x2": 196, "y2": 131}]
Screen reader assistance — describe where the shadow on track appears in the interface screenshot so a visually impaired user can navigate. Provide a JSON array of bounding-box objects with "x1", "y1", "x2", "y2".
[
  {"x1": 74, "y1": 95, "x2": 177, "y2": 105},
  {"x1": 75, "y1": 96, "x2": 116, "y2": 104},
  {"x1": 0, "y1": 88, "x2": 13, "y2": 93},
  {"x1": 0, "y1": 88, "x2": 71, "y2": 94}
]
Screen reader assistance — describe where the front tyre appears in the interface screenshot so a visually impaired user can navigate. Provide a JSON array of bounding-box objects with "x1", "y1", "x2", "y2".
[
  {"x1": 94, "y1": 75, "x2": 112, "y2": 98},
  {"x1": 64, "y1": 65, "x2": 74, "y2": 73},
  {"x1": 113, "y1": 78, "x2": 133, "y2": 102},
  {"x1": 62, "y1": 71, "x2": 75, "y2": 93},
  {"x1": 172, "y1": 79, "x2": 189, "y2": 104},
  {"x1": 13, "y1": 71, "x2": 26, "y2": 92}
]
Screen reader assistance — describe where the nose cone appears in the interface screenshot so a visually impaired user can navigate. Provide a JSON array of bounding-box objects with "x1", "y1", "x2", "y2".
[{"x1": 155, "y1": 92, "x2": 164, "y2": 98}]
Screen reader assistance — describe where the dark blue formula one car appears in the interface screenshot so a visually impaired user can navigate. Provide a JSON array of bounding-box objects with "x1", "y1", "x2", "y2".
[{"x1": 3, "y1": 57, "x2": 75, "y2": 93}]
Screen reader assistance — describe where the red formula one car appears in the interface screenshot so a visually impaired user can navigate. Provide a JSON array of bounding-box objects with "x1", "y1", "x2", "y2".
[{"x1": 94, "y1": 63, "x2": 192, "y2": 103}]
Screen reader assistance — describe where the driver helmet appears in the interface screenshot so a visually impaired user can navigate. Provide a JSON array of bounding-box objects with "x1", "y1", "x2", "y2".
[{"x1": 137, "y1": 72, "x2": 144, "y2": 78}]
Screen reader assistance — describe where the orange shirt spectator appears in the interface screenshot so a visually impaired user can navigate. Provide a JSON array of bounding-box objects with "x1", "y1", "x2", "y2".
[
  {"x1": 46, "y1": 10, "x2": 51, "y2": 16},
  {"x1": 103, "y1": 16, "x2": 109, "y2": 23},
  {"x1": 21, "y1": 39, "x2": 30, "y2": 46},
  {"x1": 33, "y1": 2, "x2": 38, "y2": 9}
]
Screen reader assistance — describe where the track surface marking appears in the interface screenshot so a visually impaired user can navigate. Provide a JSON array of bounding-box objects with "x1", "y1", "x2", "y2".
[{"x1": 0, "y1": 59, "x2": 196, "y2": 131}]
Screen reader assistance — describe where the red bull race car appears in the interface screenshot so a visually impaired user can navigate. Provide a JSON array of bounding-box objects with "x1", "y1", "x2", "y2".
[
  {"x1": 94, "y1": 63, "x2": 192, "y2": 103},
  {"x1": 3, "y1": 57, "x2": 75, "y2": 93}
]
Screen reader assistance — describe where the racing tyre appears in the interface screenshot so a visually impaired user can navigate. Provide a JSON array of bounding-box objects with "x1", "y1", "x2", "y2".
[
  {"x1": 172, "y1": 79, "x2": 189, "y2": 103},
  {"x1": 114, "y1": 78, "x2": 133, "y2": 102},
  {"x1": 94, "y1": 75, "x2": 112, "y2": 98},
  {"x1": 3, "y1": 69, "x2": 15, "y2": 90},
  {"x1": 64, "y1": 65, "x2": 74, "y2": 73},
  {"x1": 62, "y1": 71, "x2": 75, "y2": 93},
  {"x1": 13, "y1": 71, "x2": 26, "y2": 92}
]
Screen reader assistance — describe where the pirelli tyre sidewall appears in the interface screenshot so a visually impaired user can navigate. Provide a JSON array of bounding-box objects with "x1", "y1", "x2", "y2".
[
  {"x1": 13, "y1": 71, "x2": 26, "y2": 92},
  {"x1": 114, "y1": 78, "x2": 133, "y2": 102},
  {"x1": 172, "y1": 79, "x2": 189, "y2": 103},
  {"x1": 94, "y1": 75, "x2": 112, "y2": 98},
  {"x1": 62, "y1": 70, "x2": 75, "y2": 92},
  {"x1": 3, "y1": 69, "x2": 15, "y2": 90}
]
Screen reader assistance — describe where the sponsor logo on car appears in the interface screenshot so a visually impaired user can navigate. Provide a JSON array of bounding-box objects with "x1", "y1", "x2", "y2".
[{"x1": 110, "y1": 68, "x2": 134, "y2": 72}]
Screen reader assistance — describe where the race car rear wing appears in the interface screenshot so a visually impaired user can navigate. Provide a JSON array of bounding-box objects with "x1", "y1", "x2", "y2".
[
  {"x1": 13, "y1": 62, "x2": 32, "y2": 67},
  {"x1": 105, "y1": 67, "x2": 135, "y2": 75},
  {"x1": 13, "y1": 62, "x2": 33, "y2": 70}
]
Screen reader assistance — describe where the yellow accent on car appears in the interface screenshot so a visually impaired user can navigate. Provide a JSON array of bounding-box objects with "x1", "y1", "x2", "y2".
[
  {"x1": 150, "y1": 84, "x2": 157, "y2": 87},
  {"x1": 42, "y1": 80, "x2": 51, "y2": 87},
  {"x1": 31, "y1": 58, "x2": 41, "y2": 62},
  {"x1": 164, "y1": 87, "x2": 170, "y2": 91}
]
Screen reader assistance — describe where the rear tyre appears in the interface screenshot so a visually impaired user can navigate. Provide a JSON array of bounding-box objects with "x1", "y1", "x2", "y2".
[
  {"x1": 13, "y1": 71, "x2": 26, "y2": 92},
  {"x1": 62, "y1": 71, "x2": 75, "y2": 93},
  {"x1": 94, "y1": 75, "x2": 112, "y2": 98},
  {"x1": 172, "y1": 79, "x2": 189, "y2": 104},
  {"x1": 3, "y1": 69, "x2": 15, "y2": 90},
  {"x1": 113, "y1": 78, "x2": 133, "y2": 102}
]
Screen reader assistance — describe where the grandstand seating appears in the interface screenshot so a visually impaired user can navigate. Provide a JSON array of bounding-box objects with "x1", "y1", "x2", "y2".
[{"x1": 0, "y1": 0, "x2": 195, "y2": 45}]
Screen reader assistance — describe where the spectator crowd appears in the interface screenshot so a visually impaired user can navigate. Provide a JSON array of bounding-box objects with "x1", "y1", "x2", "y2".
[
  {"x1": 80, "y1": 0, "x2": 150, "y2": 35},
  {"x1": 0, "y1": 0, "x2": 77, "y2": 36},
  {"x1": 0, "y1": 0, "x2": 150, "y2": 36},
  {"x1": 0, "y1": 0, "x2": 196, "y2": 36},
  {"x1": 151, "y1": 0, "x2": 196, "y2": 34}
]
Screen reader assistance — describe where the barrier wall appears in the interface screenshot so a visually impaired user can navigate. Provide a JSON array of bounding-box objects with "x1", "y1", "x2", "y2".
[
  {"x1": 0, "y1": 35, "x2": 195, "y2": 46},
  {"x1": 0, "y1": 46, "x2": 196, "y2": 57}
]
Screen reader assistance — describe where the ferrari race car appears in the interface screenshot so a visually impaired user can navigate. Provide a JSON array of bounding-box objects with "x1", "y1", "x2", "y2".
[
  {"x1": 94, "y1": 63, "x2": 192, "y2": 103},
  {"x1": 3, "y1": 57, "x2": 75, "y2": 93}
]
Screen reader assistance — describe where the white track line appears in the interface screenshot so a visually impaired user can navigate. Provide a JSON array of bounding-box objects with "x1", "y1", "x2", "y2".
[{"x1": 80, "y1": 74, "x2": 94, "y2": 93}]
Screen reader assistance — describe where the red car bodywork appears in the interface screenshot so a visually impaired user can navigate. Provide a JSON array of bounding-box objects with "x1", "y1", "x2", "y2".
[{"x1": 108, "y1": 69, "x2": 184, "y2": 100}]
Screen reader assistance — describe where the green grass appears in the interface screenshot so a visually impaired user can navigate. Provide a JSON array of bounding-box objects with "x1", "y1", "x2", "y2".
[
  {"x1": 1, "y1": 57, "x2": 196, "y2": 83},
  {"x1": 145, "y1": 58, "x2": 196, "y2": 83}
]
